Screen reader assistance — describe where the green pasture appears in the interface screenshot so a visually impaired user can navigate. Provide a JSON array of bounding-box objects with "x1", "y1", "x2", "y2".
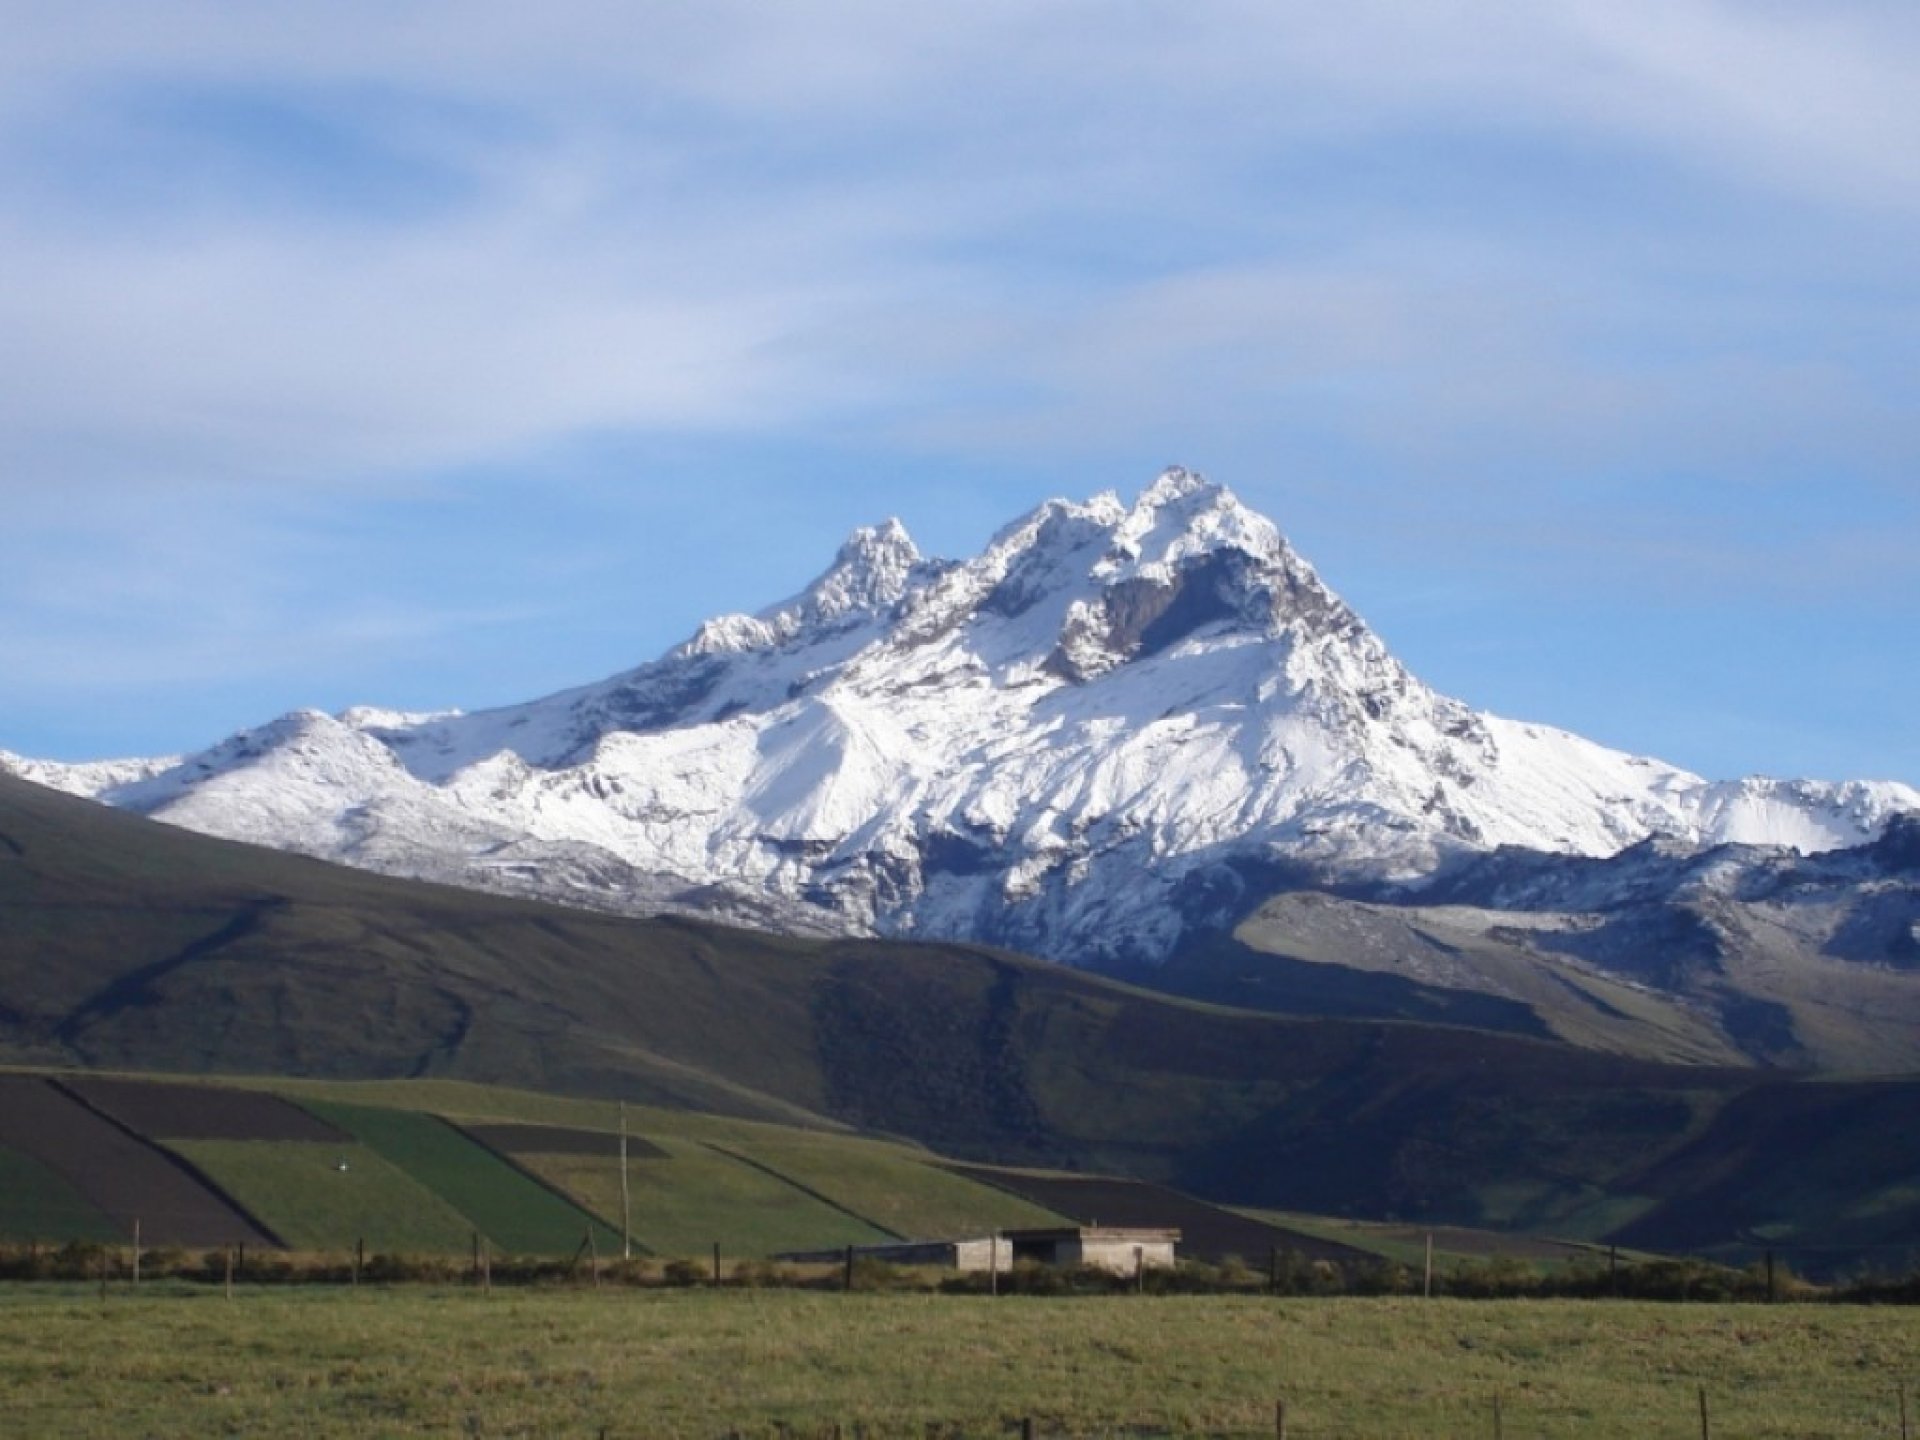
[
  {"x1": 2, "y1": 1288, "x2": 1916, "y2": 1438},
  {"x1": 1235, "y1": 1207, "x2": 1611, "y2": 1273},
  {"x1": 0, "y1": 1147, "x2": 121, "y2": 1244},
  {"x1": 165, "y1": 1141, "x2": 478, "y2": 1255},
  {"x1": 301, "y1": 1102, "x2": 620, "y2": 1256},
  {"x1": 516, "y1": 1134, "x2": 889, "y2": 1258}
]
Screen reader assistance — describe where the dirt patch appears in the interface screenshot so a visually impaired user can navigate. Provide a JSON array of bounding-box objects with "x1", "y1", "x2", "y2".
[
  {"x1": 461, "y1": 1123, "x2": 666, "y2": 1159},
  {"x1": 65, "y1": 1077, "x2": 348, "y2": 1142},
  {"x1": 0, "y1": 1076, "x2": 279, "y2": 1248},
  {"x1": 947, "y1": 1164, "x2": 1372, "y2": 1266}
]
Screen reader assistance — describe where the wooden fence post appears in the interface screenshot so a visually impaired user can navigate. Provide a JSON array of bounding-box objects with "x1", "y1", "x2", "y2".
[
  {"x1": 1899, "y1": 1379, "x2": 1909, "y2": 1440},
  {"x1": 223, "y1": 1245, "x2": 233, "y2": 1301},
  {"x1": 132, "y1": 1219, "x2": 140, "y2": 1289},
  {"x1": 587, "y1": 1227, "x2": 601, "y2": 1290},
  {"x1": 1275, "y1": 1397, "x2": 1287, "y2": 1439},
  {"x1": 1699, "y1": 1384, "x2": 1710, "y2": 1440},
  {"x1": 1492, "y1": 1392, "x2": 1503, "y2": 1440},
  {"x1": 471, "y1": 1231, "x2": 481, "y2": 1286},
  {"x1": 712, "y1": 1241, "x2": 721, "y2": 1287},
  {"x1": 1424, "y1": 1232, "x2": 1434, "y2": 1299},
  {"x1": 843, "y1": 1244, "x2": 855, "y2": 1293},
  {"x1": 353, "y1": 1238, "x2": 363, "y2": 1287}
]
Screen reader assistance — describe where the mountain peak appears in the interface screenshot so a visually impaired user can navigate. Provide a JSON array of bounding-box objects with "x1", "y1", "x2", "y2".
[
  {"x1": 679, "y1": 517, "x2": 923, "y2": 658},
  {"x1": 1140, "y1": 464, "x2": 1215, "y2": 505},
  {"x1": 1105, "y1": 468, "x2": 1285, "y2": 578},
  {"x1": 795, "y1": 517, "x2": 923, "y2": 624},
  {"x1": 831, "y1": 517, "x2": 920, "y2": 586},
  {"x1": 24, "y1": 464, "x2": 1920, "y2": 974}
]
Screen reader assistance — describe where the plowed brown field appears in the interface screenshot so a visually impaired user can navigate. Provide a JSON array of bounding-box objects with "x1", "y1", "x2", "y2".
[
  {"x1": 65, "y1": 1076, "x2": 348, "y2": 1142},
  {"x1": 0, "y1": 1076, "x2": 279, "y2": 1247}
]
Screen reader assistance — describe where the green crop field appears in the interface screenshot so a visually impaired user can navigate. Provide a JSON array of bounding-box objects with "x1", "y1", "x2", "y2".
[
  {"x1": 165, "y1": 1141, "x2": 481, "y2": 1255},
  {"x1": 302, "y1": 1102, "x2": 621, "y2": 1256},
  {"x1": 0, "y1": 1147, "x2": 121, "y2": 1244},
  {"x1": 517, "y1": 1135, "x2": 891, "y2": 1258},
  {"x1": 0, "y1": 1288, "x2": 1915, "y2": 1438},
  {"x1": 724, "y1": 1133, "x2": 1068, "y2": 1240}
]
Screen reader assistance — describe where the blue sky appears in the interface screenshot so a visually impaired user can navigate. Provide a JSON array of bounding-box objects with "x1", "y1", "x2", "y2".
[{"x1": 2, "y1": 2, "x2": 1916, "y2": 784}]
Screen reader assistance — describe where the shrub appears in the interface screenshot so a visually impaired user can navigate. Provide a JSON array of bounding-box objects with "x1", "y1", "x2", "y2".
[{"x1": 661, "y1": 1257, "x2": 709, "y2": 1287}]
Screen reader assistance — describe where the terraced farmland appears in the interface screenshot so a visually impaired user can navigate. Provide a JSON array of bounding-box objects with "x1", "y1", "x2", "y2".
[{"x1": 0, "y1": 1070, "x2": 1622, "y2": 1270}]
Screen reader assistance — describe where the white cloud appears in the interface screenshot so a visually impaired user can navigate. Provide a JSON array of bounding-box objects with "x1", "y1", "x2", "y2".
[
  {"x1": 2, "y1": 2, "x2": 1918, "y2": 772},
  {"x1": 3, "y1": 2, "x2": 1917, "y2": 501}
]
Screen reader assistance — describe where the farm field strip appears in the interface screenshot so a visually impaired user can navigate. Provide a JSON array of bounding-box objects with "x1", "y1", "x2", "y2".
[
  {"x1": 165, "y1": 1141, "x2": 481, "y2": 1255},
  {"x1": 1, "y1": 1289, "x2": 1914, "y2": 1439},
  {"x1": 514, "y1": 1135, "x2": 893, "y2": 1258},
  {"x1": 0, "y1": 1146, "x2": 121, "y2": 1244},
  {"x1": 724, "y1": 1135, "x2": 1069, "y2": 1241},
  {"x1": 460, "y1": 1122, "x2": 668, "y2": 1159},
  {"x1": 302, "y1": 1100, "x2": 622, "y2": 1256},
  {"x1": 63, "y1": 1076, "x2": 349, "y2": 1142},
  {"x1": 0, "y1": 1076, "x2": 277, "y2": 1249}
]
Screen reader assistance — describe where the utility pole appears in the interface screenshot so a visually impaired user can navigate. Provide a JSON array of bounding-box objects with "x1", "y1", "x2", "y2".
[{"x1": 619, "y1": 1101, "x2": 633, "y2": 1261}]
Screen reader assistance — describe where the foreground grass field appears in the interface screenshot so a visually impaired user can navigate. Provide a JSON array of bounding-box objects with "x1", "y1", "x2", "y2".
[{"x1": 1, "y1": 1288, "x2": 1914, "y2": 1438}]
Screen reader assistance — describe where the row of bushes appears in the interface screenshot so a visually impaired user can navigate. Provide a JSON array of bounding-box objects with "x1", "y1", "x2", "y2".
[
  {"x1": 936, "y1": 1252, "x2": 1832, "y2": 1302},
  {"x1": 1, "y1": 1240, "x2": 1913, "y2": 1303}
]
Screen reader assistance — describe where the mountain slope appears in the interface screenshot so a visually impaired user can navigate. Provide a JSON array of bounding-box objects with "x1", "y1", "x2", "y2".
[
  {"x1": 1144, "y1": 818, "x2": 1920, "y2": 1072},
  {"x1": 4, "y1": 769, "x2": 1919, "y2": 1267},
  {"x1": 10, "y1": 468, "x2": 1914, "y2": 971}
]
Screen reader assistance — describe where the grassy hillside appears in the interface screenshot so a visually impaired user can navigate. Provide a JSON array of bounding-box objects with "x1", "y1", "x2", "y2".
[{"x1": 4, "y1": 774, "x2": 1920, "y2": 1265}]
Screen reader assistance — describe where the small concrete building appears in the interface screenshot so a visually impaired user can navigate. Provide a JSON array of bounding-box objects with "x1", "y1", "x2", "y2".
[
  {"x1": 776, "y1": 1227, "x2": 1179, "y2": 1274},
  {"x1": 1004, "y1": 1227, "x2": 1180, "y2": 1274}
]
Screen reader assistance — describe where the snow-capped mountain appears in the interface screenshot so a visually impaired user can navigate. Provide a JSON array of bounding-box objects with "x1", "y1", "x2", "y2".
[{"x1": 8, "y1": 468, "x2": 1916, "y2": 966}]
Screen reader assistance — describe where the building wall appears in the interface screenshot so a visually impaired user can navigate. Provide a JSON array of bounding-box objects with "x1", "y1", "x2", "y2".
[
  {"x1": 1068, "y1": 1237, "x2": 1177, "y2": 1274},
  {"x1": 951, "y1": 1237, "x2": 1012, "y2": 1273}
]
